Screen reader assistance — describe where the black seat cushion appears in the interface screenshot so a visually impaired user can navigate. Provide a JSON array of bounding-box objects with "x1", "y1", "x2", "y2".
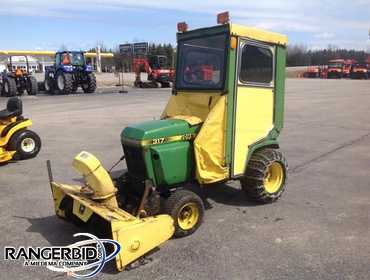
[{"x1": 0, "y1": 97, "x2": 23, "y2": 119}]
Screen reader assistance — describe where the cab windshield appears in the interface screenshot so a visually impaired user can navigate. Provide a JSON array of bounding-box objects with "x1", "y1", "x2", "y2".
[
  {"x1": 149, "y1": 55, "x2": 168, "y2": 69},
  {"x1": 176, "y1": 33, "x2": 228, "y2": 90},
  {"x1": 70, "y1": 52, "x2": 85, "y2": 66},
  {"x1": 353, "y1": 64, "x2": 366, "y2": 68},
  {"x1": 328, "y1": 62, "x2": 343, "y2": 68}
]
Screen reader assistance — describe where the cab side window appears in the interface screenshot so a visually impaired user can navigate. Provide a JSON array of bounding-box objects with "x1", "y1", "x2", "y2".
[
  {"x1": 239, "y1": 44, "x2": 273, "y2": 85},
  {"x1": 55, "y1": 54, "x2": 61, "y2": 65}
]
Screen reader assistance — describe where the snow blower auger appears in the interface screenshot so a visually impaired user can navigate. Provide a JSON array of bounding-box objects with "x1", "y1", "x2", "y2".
[{"x1": 47, "y1": 151, "x2": 174, "y2": 271}]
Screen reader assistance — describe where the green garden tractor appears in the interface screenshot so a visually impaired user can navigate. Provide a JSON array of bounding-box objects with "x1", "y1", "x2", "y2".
[{"x1": 48, "y1": 12, "x2": 288, "y2": 270}]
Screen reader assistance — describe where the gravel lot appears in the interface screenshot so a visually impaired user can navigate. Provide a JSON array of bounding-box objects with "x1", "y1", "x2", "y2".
[{"x1": 0, "y1": 78, "x2": 369, "y2": 280}]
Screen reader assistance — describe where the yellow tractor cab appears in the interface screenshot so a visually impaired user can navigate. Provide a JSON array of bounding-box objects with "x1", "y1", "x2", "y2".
[
  {"x1": 48, "y1": 12, "x2": 288, "y2": 271},
  {"x1": 0, "y1": 97, "x2": 41, "y2": 163}
]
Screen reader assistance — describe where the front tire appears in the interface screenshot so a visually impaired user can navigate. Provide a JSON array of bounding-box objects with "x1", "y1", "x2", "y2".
[
  {"x1": 26, "y1": 76, "x2": 38, "y2": 95},
  {"x1": 82, "y1": 73, "x2": 96, "y2": 93},
  {"x1": 8, "y1": 130, "x2": 42, "y2": 160},
  {"x1": 56, "y1": 72, "x2": 73, "y2": 95},
  {"x1": 3, "y1": 77, "x2": 17, "y2": 97},
  {"x1": 44, "y1": 78, "x2": 55, "y2": 94},
  {"x1": 163, "y1": 190, "x2": 204, "y2": 238},
  {"x1": 241, "y1": 148, "x2": 288, "y2": 203}
]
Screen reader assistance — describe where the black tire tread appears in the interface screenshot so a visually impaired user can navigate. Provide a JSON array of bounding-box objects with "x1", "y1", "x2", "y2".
[
  {"x1": 8, "y1": 129, "x2": 41, "y2": 160},
  {"x1": 163, "y1": 189, "x2": 204, "y2": 238},
  {"x1": 241, "y1": 148, "x2": 288, "y2": 204},
  {"x1": 3, "y1": 77, "x2": 17, "y2": 97},
  {"x1": 44, "y1": 78, "x2": 54, "y2": 94},
  {"x1": 27, "y1": 76, "x2": 38, "y2": 95},
  {"x1": 82, "y1": 73, "x2": 96, "y2": 93},
  {"x1": 57, "y1": 72, "x2": 73, "y2": 95}
]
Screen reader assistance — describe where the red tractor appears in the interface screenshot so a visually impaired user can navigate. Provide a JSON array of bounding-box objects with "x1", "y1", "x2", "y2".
[
  {"x1": 133, "y1": 55, "x2": 174, "y2": 88},
  {"x1": 350, "y1": 63, "x2": 368, "y2": 79},
  {"x1": 303, "y1": 66, "x2": 321, "y2": 78},
  {"x1": 342, "y1": 59, "x2": 356, "y2": 78},
  {"x1": 327, "y1": 59, "x2": 345, "y2": 79}
]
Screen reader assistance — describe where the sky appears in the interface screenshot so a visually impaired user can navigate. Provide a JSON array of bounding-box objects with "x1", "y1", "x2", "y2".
[{"x1": 0, "y1": 0, "x2": 369, "y2": 51}]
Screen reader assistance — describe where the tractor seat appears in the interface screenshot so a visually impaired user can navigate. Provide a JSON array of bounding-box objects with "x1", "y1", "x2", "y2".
[{"x1": 0, "y1": 97, "x2": 23, "y2": 119}]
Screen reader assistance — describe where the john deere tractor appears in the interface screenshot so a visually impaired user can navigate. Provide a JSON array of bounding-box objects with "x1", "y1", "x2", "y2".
[
  {"x1": 44, "y1": 51, "x2": 96, "y2": 95},
  {"x1": 0, "y1": 56, "x2": 38, "y2": 97},
  {"x1": 48, "y1": 12, "x2": 288, "y2": 270}
]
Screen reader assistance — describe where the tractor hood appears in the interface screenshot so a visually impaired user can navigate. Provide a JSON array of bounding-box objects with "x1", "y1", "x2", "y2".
[{"x1": 121, "y1": 119, "x2": 200, "y2": 143}]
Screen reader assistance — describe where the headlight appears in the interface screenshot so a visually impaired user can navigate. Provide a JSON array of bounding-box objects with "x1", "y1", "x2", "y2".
[{"x1": 63, "y1": 65, "x2": 73, "y2": 72}]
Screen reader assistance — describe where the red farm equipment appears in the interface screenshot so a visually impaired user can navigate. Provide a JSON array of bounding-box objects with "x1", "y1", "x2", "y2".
[
  {"x1": 133, "y1": 55, "x2": 175, "y2": 88},
  {"x1": 343, "y1": 59, "x2": 357, "y2": 78},
  {"x1": 327, "y1": 59, "x2": 345, "y2": 79},
  {"x1": 303, "y1": 66, "x2": 321, "y2": 78},
  {"x1": 350, "y1": 63, "x2": 368, "y2": 79}
]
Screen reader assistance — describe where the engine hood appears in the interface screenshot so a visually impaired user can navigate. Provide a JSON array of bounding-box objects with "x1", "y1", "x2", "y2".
[{"x1": 121, "y1": 119, "x2": 200, "y2": 142}]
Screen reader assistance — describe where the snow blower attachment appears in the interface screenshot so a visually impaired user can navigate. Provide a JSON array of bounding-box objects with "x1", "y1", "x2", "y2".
[{"x1": 47, "y1": 151, "x2": 174, "y2": 271}]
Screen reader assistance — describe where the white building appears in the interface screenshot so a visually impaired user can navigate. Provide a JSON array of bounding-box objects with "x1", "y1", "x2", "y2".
[{"x1": 0, "y1": 55, "x2": 54, "y2": 73}]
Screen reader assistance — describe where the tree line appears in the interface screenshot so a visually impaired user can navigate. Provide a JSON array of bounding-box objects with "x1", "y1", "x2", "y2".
[{"x1": 287, "y1": 45, "x2": 369, "y2": 67}]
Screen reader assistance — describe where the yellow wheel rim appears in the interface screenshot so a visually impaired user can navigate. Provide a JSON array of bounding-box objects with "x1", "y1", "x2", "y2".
[
  {"x1": 177, "y1": 202, "x2": 199, "y2": 230},
  {"x1": 264, "y1": 162, "x2": 284, "y2": 194}
]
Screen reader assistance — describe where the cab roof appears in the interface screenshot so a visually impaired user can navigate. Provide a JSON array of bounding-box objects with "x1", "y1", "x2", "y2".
[
  {"x1": 177, "y1": 23, "x2": 288, "y2": 46},
  {"x1": 230, "y1": 23, "x2": 287, "y2": 46}
]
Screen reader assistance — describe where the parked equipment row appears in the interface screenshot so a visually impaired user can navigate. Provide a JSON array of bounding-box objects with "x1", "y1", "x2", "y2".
[
  {"x1": 1, "y1": 51, "x2": 96, "y2": 96},
  {"x1": 303, "y1": 59, "x2": 369, "y2": 79}
]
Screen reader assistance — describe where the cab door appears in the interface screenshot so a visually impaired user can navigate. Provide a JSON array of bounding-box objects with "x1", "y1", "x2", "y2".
[{"x1": 232, "y1": 39, "x2": 275, "y2": 177}]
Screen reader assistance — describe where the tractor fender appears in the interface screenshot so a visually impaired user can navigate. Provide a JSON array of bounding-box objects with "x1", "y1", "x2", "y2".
[
  {"x1": 242, "y1": 139, "x2": 280, "y2": 175},
  {"x1": 55, "y1": 68, "x2": 64, "y2": 75},
  {"x1": 45, "y1": 67, "x2": 56, "y2": 80},
  {"x1": 0, "y1": 119, "x2": 32, "y2": 146}
]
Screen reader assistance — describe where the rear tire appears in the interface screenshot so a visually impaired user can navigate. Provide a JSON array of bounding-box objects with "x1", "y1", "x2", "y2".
[
  {"x1": 26, "y1": 76, "x2": 38, "y2": 95},
  {"x1": 44, "y1": 78, "x2": 54, "y2": 94},
  {"x1": 160, "y1": 81, "x2": 171, "y2": 88},
  {"x1": 17, "y1": 88, "x2": 24, "y2": 95},
  {"x1": 72, "y1": 84, "x2": 78, "y2": 93},
  {"x1": 241, "y1": 148, "x2": 288, "y2": 204},
  {"x1": 37, "y1": 81, "x2": 45, "y2": 91},
  {"x1": 3, "y1": 77, "x2": 17, "y2": 97},
  {"x1": 163, "y1": 190, "x2": 204, "y2": 238},
  {"x1": 82, "y1": 73, "x2": 96, "y2": 93},
  {"x1": 56, "y1": 72, "x2": 73, "y2": 95},
  {"x1": 8, "y1": 129, "x2": 41, "y2": 160}
]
